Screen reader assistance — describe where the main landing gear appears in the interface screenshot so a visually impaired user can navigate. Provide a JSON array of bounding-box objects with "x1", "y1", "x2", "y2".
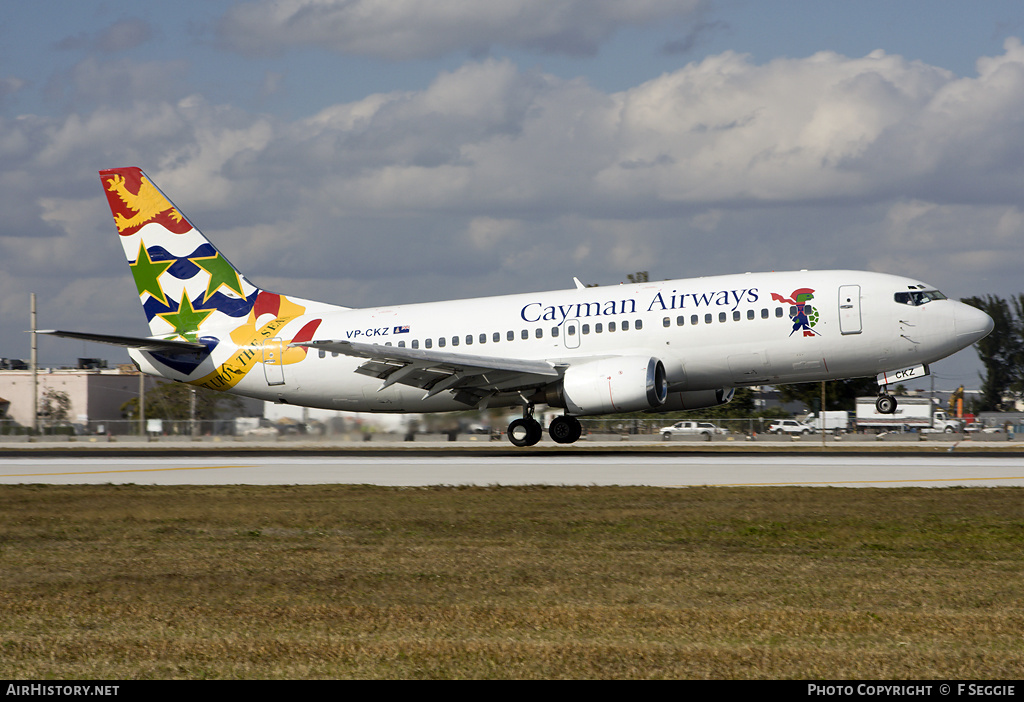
[
  {"x1": 548, "y1": 415, "x2": 582, "y2": 444},
  {"x1": 507, "y1": 415, "x2": 543, "y2": 447},
  {"x1": 876, "y1": 389, "x2": 898, "y2": 415},
  {"x1": 506, "y1": 405, "x2": 582, "y2": 446}
]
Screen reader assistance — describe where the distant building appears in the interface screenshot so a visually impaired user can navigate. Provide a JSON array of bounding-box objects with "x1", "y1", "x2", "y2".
[
  {"x1": 0, "y1": 365, "x2": 155, "y2": 429},
  {"x1": 0, "y1": 363, "x2": 262, "y2": 431}
]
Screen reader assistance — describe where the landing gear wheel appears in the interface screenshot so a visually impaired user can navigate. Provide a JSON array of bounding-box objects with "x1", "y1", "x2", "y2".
[
  {"x1": 507, "y1": 417, "x2": 543, "y2": 447},
  {"x1": 548, "y1": 416, "x2": 582, "y2": 444},
  {"x1": 876, "y1": 394, "x2": 898, "y2": 414}
]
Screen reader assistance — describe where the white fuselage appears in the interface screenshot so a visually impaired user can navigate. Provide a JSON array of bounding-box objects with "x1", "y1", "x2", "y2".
[{"x1": 131, "y1": 268, "x2": 991, "y2": 415}]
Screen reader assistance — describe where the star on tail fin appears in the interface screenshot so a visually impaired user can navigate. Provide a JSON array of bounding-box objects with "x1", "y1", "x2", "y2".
[{"x1": 99, "y1": 167, "x2": 261, "y2": 341}]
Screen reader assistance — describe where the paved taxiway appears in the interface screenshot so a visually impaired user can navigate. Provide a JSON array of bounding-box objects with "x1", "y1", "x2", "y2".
[{"x1": 1, "y1": 452, "x2": 1022, "y2": 487}]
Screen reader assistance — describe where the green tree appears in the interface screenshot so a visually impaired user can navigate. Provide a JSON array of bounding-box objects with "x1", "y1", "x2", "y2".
[
  {"x1": 960, "y1": 295, "x2": 1022, "y2": 411},
  {"x1": 38, "y1": 388, "x2": 71, "y2": 421},
  {"x1": 777, "y1": 378, "x2": 879, "y2": 413},
  {"x1": 121, "y1": 381, "x2": 242, "y2": 420}
]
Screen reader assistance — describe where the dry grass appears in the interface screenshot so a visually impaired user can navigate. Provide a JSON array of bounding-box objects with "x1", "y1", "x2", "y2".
[{"x1": 0, "y1": 485, "x2": 1021, "y2": 679}]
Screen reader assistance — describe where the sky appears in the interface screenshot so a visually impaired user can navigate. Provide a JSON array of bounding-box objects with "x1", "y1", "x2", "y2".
[{"x1": 3, "y1": 0, "x2": 1024, "y2": 391}]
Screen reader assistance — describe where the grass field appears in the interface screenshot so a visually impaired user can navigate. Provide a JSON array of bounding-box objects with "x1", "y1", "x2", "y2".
[{"x1": 1, "y1": 484, "x2": 1021, "y2": 679}]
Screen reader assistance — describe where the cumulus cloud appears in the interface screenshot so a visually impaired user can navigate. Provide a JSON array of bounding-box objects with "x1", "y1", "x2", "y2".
[
  {"x1": 44, "y1": 57, "x2": 191, "y2": 112},
  {"x1": 217, "y1": 0, "x2": 705, "y2": 59},
  {"x1": 6, "y1": 41, "x2": 1024, "y2": 358},
  {"x1": 55, "y1": 18, "x2": 154, "y2": 54}
]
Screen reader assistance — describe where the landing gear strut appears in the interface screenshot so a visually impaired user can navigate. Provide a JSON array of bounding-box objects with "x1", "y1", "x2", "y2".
[{"x1": 507, "y1": 404, "x2": 543, "y2": 447}]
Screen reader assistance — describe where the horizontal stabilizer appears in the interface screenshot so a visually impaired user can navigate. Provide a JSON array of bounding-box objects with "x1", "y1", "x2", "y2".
[{"x1": 37, "y1": 330, "x2": 208, "y2": 353}]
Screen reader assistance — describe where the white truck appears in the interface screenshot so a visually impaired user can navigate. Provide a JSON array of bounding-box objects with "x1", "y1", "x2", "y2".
[
  {"x1": 855, "y1": 396, "x2": 963, "y2": 433},
  {"x1": 804, "y1": 411, "x2": 850, "y2": 434}
]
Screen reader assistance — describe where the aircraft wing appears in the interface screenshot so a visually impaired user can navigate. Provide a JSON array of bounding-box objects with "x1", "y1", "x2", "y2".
[
  {"x1": 292, "y1": 339, "x2": 563, "y2": 407},
  {"x1": 37, "y1": 330, "x2": 208, "y2": 353}
]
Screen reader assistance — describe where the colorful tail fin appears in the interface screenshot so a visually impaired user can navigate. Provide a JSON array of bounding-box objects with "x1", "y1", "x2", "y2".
[{"x1": 100, "y1": 167, "x2": 261, "y2": 342}]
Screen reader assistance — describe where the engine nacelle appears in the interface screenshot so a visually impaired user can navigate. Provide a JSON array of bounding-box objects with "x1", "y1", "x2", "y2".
[
  {"x1": 550, "y1": 356, "x2": 668, "y2": 415},
  {"x1": 649, "y1": 388, "x2": 735, "y2": 413}
]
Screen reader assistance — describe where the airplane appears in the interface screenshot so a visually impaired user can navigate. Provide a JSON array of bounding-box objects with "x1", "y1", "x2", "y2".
[{"x1": 41, "y1": 167, "x2": 994, "y2": 446}]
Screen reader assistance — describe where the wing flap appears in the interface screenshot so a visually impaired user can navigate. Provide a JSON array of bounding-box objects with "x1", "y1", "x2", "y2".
[
  {"x1": 291, "y1": 339, "x2": 562, "y2": 402},
  {"x1": 294, "y1": 339, "x2": 560, "y2": 377}
]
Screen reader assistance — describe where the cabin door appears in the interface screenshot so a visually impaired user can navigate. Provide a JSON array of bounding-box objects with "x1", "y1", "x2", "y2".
[
  {"x1": 838, "y1": 285, "x2": 863, "y2": 335},
  {"x1": 263, "y1": 337, "x2": 286, "y2": 386}
]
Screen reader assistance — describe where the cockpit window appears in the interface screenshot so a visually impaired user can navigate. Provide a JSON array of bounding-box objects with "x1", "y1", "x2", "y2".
[{"x1": 894, "y1": 290, "x2": 947, "y2": 306}]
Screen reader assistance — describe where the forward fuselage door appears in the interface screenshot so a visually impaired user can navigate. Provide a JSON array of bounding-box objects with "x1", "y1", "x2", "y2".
[{"x1": 838, "y1": 285, "x2": 863, "y2": 335}]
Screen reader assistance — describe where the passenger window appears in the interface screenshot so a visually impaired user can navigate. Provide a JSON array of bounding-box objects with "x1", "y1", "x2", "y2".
[
  {"x1": 705, "y1": 314, "x2": 712, "y2": 324},
  {"x1": 552, "y1": 327, "x2": 559, "y2": 337},
  {"x1": 507, "y1": 331, "x2": 514, "y2": 341},
  {"x1": 451, "y1": 336, "x2": 459, "y2": 346},
  {"x1": 733, "y1": 311, "x2": 741, "y2": 321},
  {"x1": 595, "y1": 323, "x2": 603, "y2": 333},
  {"x1": 412, "y1": 340, "x2": 419, "y2": 349},
  {"x1": 635, "y1": 319, "x2": 642, "y2": 330},
  {"x1": 479, "y1": 333, "x2": 486, "y2": 344},
  {"x1": 609, "y1": 321, "x2": 616, "y2": 332},
  {"x1": 677, "y1": 316, "x2": 685, "y2": 326},
  {"x1": 775, "y1": 307, "x2": 783, "y2": 318},
  {"x1": 663, "y1": 317, "x2": 671, "y2": 328},
  {"x1": 535, "y1": 328, "x2": 543, "y2": 338},
  {"x1": 719, "y1": 312, "x2": 727, "y2": 323},
  {"x1": 438, "y1": 337, "x2": 446, "y2": 348},
  {"x1": 760, "y1": 308, "x2": 768, "y2": 319},
  {"x1": 622, "y1": 320, "x2": 630, "y2": 331},
  {"x1": 582, "y1": 324, "x2": 590, "y2": 334},
  {"x1": 493, "y1": 332, "x2": 500, "y2": 343},
  {"x1": 567, "y1": 326, "x2": 576, "y2": 335},
  {"x1": 691, "y1": 315, "x2": 698, "y2": 325},
  {"x1": 425, "y1": 339, "x2": 432, "y2": 349},
  {"x1": 747, "y1": 310, "x2": 754, "y2": 320},
  {"x1": 398, "y1": 340, "x2": 405, "y2": 347},
  {"x1": 521, "y1": 329, "x2": 529, "y2": 340}
]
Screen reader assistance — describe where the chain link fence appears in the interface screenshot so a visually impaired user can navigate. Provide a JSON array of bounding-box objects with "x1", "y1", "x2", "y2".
[{"x1": 578, "y1": 417, "x2": 775, "y2": 437}]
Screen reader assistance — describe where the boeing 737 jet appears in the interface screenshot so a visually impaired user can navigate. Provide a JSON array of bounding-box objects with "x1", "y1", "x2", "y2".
[{"x1": 42, "y1": 167, "x2": 994, "y2": 446}]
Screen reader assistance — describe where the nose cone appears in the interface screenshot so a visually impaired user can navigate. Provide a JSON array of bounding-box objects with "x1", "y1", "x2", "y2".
[{"x1": 955, "y1": 302, "x2": 995, "y2": 346}]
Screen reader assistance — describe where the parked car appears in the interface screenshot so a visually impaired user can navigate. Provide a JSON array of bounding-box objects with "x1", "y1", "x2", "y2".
[
  {"x1": 767, "y1": 419, "x2": 814, "y2": 435},
  {"x1": 660, "y1": 421, "x2": 727, "y2": 438},
  {"x1": 965, "y1": 423, "x2": 1003, "y2": 434}
]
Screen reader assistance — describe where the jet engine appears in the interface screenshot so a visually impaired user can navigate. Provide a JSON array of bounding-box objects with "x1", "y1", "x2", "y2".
[
  {"x1": 546, "y1": 356, "x2": 668, "y2": 415},
  {"x1": 649, "y1": 388, "x2": 735, "y2": 413}
]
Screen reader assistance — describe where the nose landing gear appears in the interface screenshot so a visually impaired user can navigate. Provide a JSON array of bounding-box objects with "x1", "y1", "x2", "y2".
[{"x1": 876, "y1": 389, "x2": 898, "y2": 414}]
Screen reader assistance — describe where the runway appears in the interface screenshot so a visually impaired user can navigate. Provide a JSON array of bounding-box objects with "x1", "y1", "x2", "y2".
[{"x1": 1, "y1": 452, "x2": 1023, "y2": 487}]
